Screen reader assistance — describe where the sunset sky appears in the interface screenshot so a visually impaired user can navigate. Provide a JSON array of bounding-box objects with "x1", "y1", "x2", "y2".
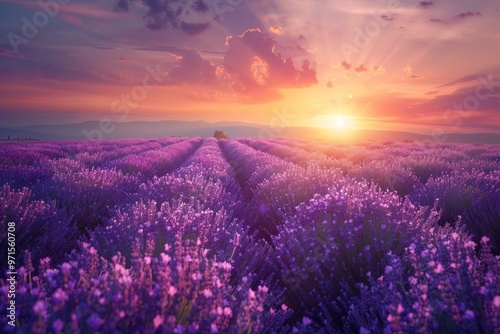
[{"x1": 1, "y1": 0, "x2": 499, "y2": 134}]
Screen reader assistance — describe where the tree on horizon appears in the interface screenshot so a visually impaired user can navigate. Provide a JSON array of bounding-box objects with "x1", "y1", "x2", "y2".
[{"x1": 214, "y1": 130, "x2": 230, "y2": 140}]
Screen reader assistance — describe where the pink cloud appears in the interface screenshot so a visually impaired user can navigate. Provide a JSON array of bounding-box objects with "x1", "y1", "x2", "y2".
[
  {"x1": 402, "y1": 66, "x2": 423, "y2": 80},
  {"x1": 222, "y1": 28, "x2": 318, "y2": 102},
  {"x1": 354, "y1": 64, "x2": 367, "y2": 73},
  {"x1": 336, "y1": 62, "x2": 384, "y2": 77},
  {"x1": 370, "y1": 65, "x2": 385, "y2": 76},
  {"x1": 341, "y1": 61, "x2": 352, "y2": 70},
  {"x1": 269, "y1": 25, "x2": 285, "y2": 35}
]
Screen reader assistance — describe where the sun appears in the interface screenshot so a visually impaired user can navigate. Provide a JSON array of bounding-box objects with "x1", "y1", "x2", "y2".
[
  {"x1": 312, "y1": 112, "x2": 354, "y2": 131},
  {"x1": 331, "y1": 115, "x2": 349, "y2": 129}
]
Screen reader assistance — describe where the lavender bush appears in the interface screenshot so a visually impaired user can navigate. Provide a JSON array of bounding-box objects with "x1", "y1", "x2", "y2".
[{"x1": 0, "y1": 185, "x2": 76, "y2": 272}]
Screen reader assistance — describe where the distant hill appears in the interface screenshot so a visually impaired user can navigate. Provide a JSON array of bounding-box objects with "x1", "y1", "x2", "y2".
[{"x1": 1, "y1": 121, "x2": 499, "y2": 144}]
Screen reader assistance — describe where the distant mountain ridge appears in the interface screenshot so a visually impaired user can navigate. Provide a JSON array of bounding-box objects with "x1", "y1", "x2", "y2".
[{"x1": 1, "y1": 120, "x2": 499, "y2": 144}]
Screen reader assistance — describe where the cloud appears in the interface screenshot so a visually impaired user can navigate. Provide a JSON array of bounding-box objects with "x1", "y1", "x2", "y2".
[
  {"x1": 222, "y1": 28, "x2": 318, "y2": 102},
  {"x1": 180, "y1": 22, "x2": 211, "y2": 35},
  {"x1": 114, "y1": 0, "x2": 214, "y2": 35},
  {"x1": 371, "y1": 65, "x2": 385, "y2": 76},
  {"x1": 354, "y1": 64, "x2": 367, "y2": 73},
  {"x1": 297, "y1": 60, "x2": 317, "y2": 86},
  {"x1": 454, "y1": 11, "x2": 482, "y2": 19},
  {"x1": 417, "y1": 76, "x2": 500, "y2": 117},
  {"x1": 419, "y1": 1, "x2": 434, "y2": 9},
  {"x1": 402, "y1": 66, "x2": 423, "y2": 80},
  {"x1": 114, "y1": 0, "x2": 129, "y2": 12},
  {"x1": 429, "y1": 11, "x2": 482, "y2": 24},
  {"x1": 295, "y1": 45, "x2": 313, "y2": 53},
  {"x1": 269, "y1": 25, "x2": 285, "y2": 35},
  {"x1": 341, "y1": 61, "x2": 352, "y2": 70},
  {"x1": 192, "y1": 0, "x2": 209, "y2": 13},
  {"x1": 336, "y1": 62, "x2": 384, "y2": 77},
  {"x1": 438, "y1": 74, "x2": 483, "y2": 88},
  {"x1": 167, "y1": 49, "x2": 217, "y2": 85},
  {"x1": 133, "y1": 45, "x2": 186, "y2": 52}
]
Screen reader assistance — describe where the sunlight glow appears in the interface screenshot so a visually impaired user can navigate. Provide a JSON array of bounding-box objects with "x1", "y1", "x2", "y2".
[
  {"x1": 332, "y1": 115, "x2": 348, "y2": 129},
  {"x1": 251, "y1": 57, "x2": 269, "y2": 85},
  {"x1": 313, "y1": 113, "x2": 354, "y2": 131}
]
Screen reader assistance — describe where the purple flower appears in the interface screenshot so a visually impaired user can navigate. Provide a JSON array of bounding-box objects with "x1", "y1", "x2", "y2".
[
  {"x1": 52, "y1": 319, "x2": 64, "y2": 332},
  {"x1": 86, "y1": 313, "x2": 104, "y2": 330}
]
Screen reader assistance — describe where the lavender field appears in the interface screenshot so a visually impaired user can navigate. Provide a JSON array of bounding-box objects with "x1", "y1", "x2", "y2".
[{"x1": 1, "y1": 137, "x2": 499, "y2": 333}]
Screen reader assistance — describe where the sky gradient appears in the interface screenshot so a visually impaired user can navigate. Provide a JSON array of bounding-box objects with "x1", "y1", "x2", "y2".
[{"x1": 1, "y1": 0, "x2": 499, "y2": 134}]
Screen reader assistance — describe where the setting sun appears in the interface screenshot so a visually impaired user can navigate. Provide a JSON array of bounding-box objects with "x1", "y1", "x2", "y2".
[
  {"x1": 332, "y1": 115, "x2": 348, "y2": 129},
  {"x1": 312, "y1": 113, "x2": 355, "y2": 131},
  {"x1": 314, "y1": 114, "x2": 354, "y2": 130}
]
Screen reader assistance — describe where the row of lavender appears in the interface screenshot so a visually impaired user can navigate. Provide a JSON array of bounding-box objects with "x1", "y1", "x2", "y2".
[{"x1": 1, "y1": 138, "x2": 499, "y2": 333}]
